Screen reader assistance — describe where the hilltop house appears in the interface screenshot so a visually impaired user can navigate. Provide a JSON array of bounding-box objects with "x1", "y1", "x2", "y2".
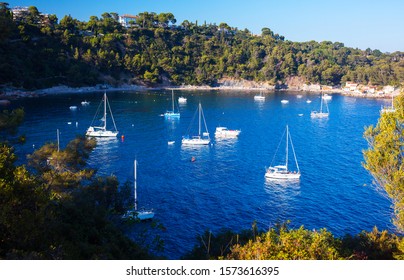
[
  {"x1": 118, "y1": 14, "x2": 138, "y2": 28},
  {"x1": 11, "y1": 6, "x2": 50, "y2": 25}
]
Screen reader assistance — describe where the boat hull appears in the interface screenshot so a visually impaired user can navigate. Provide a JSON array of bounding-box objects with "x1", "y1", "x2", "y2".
[
  {"x1": 215, "y1": 127, "x2": 241, "y2": 138},
  {"x1": 122, "y1": 210, "x2": 154, "y2": 221},
  {"x1": 265, "y1": 171, "x2": 301, "y2": 180},
  {"x1": 178, "y1": 97, "x2": 187, "y2": 103},
  {"x1": 182, "y1": 138, "x2": 210, "y2": 145},
  {"x1": 164, "y1": 112, "x2": 180, "y2": 119},
  {"x1": 86, "y1": 127, "x2": 118, "y2": 137},
  {"x1": 310, "y1": 112, "x2": 329, "y2": 118}
]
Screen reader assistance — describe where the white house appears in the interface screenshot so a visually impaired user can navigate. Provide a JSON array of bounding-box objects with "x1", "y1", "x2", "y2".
[{"x1": 118, "y1": 14, "x2": 138, "y2": 28}]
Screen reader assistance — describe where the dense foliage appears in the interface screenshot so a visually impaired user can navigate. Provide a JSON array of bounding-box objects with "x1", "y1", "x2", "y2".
[
  {"x1": 0, "y1": 109, "x2": 157, "y2": 259},
  {"x1": 363, "y1": 92, "x2": 404, "y2": 234},
  {"x1": 185, "y1": 222, "x2": 403, "y2": 260},
  {"x1": 1, "y1": 4, "x2": 403, "y2": 90}
]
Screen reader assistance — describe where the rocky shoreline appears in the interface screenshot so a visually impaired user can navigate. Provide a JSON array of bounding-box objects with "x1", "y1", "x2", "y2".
[{"x1": 0, "y1": 81, "x2": 399, "y2": 103}]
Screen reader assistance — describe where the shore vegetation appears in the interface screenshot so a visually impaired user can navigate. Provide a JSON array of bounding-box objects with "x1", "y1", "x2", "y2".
[{"x1": 0, "y1": 4, "x2": 403, "y2": 93}]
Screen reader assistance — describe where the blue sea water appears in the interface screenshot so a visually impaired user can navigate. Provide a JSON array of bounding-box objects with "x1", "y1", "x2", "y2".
[{"x1": 12, "y1": 90, "x2": 394, "y2": 259}]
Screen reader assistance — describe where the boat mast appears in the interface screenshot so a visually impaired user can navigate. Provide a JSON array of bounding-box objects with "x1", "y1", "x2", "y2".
[
  {"x1": 198, "y1": 103, "x2": 201, "y2": 137},
  {"x1": 172, "y1": 90, "x2": 175, "y2": 112},
  {"x1": 320, "y1": 95, "x2": 323, "y2": 113},
  {"x1": 289, "y1": 127, "x2": 300, "y2": 173},
  {"x1": 56, "y1": 129, "x2": 60, "y2": 152},
  {"x1": 103, "y1": 92, "x2": 107, "y2": 131},
  {"x1": 134, "y1": 160, "x2": 138, "y2": 211},
  {"x1": 285, "y1": 125, "x2": 289, "y2": 170}
]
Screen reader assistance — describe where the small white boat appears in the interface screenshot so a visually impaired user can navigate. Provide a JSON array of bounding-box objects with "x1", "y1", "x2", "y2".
[
  {"x1": 254, "y1": 91, "x2": 265, "y2": 101},
  {"x1": 164, "y1": 90, "x2": 180, "y2": 119},
  {"x1": 380, "y1": 95, "x2": 395, "y2": 114},
  {"x1": 69, "y1": 106, "x2": 77, "y2": 110},
  {"x1": 306, "y1": 100, "x2": 312, "y2": 103},
  {"x1": 168, "y1": 141, "x2": 175, "y2": 145},
  {"x1": 297, "y1": 95, "x2": 303, "y2": 98},
  {"x1": 281, "y1": 99, "x2": 289, "y2": 104},
  {"x1": 215, "y1": 127, "x2": 241, "y2": 138},
  {"x1": 182, "y1": 102, "x2": 210, "y2": 145},
  {"x1": 178, "y1": 96, "x2": 187, "y2": 103},
  {"x1": 122, "y1": 160, "x2": 154, "y2": 221},
  {"x1": 265, "y1": 125, "x2": 300, "y2": 180},
  {"x1": 86, "y1": 92, "x2": 118, "y2": 137},
  {"x1": 81, "y1": 100, "x2": 90, "y2": 106},
  {"x1": 311, "y1": 94, "x2": 329, "y2": 118},
  {"x1": 322, "y1": 94, "x2": 332, "y2": 100}
]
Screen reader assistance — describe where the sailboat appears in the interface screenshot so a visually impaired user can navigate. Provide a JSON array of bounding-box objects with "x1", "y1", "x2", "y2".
[
  {"x1": 310, "y1": 94, "x2": 329, "y2": 118},
  {"x1": 122, "y1": 160, "x2": 154, "y2": 221},
  {"x1": 380, "y1": 95, "x2": 395, "y2": 114},
  {"x1": 254, "y1": 90, "x2": 265, "y2": 101},
  {"x1": 164, "y1": 90, "x2": 180, "y2": 119},
  {"x1": 322, "y1": 94, "x2": 332, "y2": 100},
  {"x1": 86, "y1": 92, "x2": 118, "y2": 137},
  {"x1": 265, "y1": 125, "x2": 300, "y2": 180},
  {"x1": 182, "y1": 102, "x2": 210, "y2": 145},
  {"x1": 178, "y1": 96, "x2": 187, "y2": 104}
]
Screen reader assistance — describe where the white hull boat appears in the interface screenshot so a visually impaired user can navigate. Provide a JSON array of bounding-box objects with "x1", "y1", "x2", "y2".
[
  {"x1": 215, "y1": 127, "x2": 241, "y2": 138},
  {"x1": 380, "y1": 95, "x2": 395, "y2": 114},
  {"x1": 178, "y1": 96, "x2": 187, "y2": 103},
  {"x1": 265, "y1": 125, "x2": 301, "y2": 180},
  {"x1": 86, "y1": 92, "x2": 118, "y2": 137},
  {"x1": 182, "y1": 102, "x2": 210, "y2": 146},
  {"x1": 164, "y1": 90, "x2": 180, "y2": 119},
  {"x1": 322, "y1": 94, "x2": 332, "y2": 100},
  {"x1": 265, "y1": 165, "x2": 301, "y2": 180},
  {"x1": 182, "y1": 136, "x2": 210, "y2": 145},
  {"x1": 254, "y1": 91, "x2": 265, "y2": 101},
  {"x1": 122, "y1": 160, "x2": 154, "y2": 221},
  {"x1": 311, "y1": 94, "x2": 329, "y2": 118}
]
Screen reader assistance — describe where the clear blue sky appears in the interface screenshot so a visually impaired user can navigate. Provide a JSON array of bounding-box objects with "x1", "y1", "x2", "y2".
[{"x1": 7, "y1": 0, "x2": 404, "y2": 53}]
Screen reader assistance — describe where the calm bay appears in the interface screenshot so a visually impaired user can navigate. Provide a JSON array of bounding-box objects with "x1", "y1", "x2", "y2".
[{"x1": 12, "y1": 90, "x2": 393, "y2": 259}]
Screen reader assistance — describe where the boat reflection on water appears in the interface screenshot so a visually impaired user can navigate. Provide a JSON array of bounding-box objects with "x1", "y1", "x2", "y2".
[
  {"x1": 88, "y1": 137, "x2": 120, "y2": 175},
  {"x1": 264, "y1": 179, "x2": 301, "y2": 216},
  {"x1": 264, "y1": 177, "x2": 301, "y2": 188}
]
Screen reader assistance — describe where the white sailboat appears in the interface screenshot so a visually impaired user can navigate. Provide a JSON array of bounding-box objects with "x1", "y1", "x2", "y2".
[
  {"x1": 164, "y1": 90, "x2": 180, "y2": 119},
  {"x1": 182, "y1": 102, "x2": 210, "y2": 145},
  {"x1": 178, "y1": 96, "x2": 187, "y2": 104},
  {"x1": 122, "y1": 160, "x2": 154, "y2": 221},
  {"x1": 265, "y1": 125, "x2": 300, "y2": 180},
  {"x1": 254, "y1": 91, "x2": 265, "y2": 101},
  {"x1": 322, "y1": 94, "x2": 332, "y2": 100},
  {"x1": 86, "y1": 92, "x2": 118, "y2": 137},
  {"x1": 310, "y1": 94, "x2": 329, "y2": 118},
  {"x1": 380, "y1": 95, "x2": 395, "y2": 114}
]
